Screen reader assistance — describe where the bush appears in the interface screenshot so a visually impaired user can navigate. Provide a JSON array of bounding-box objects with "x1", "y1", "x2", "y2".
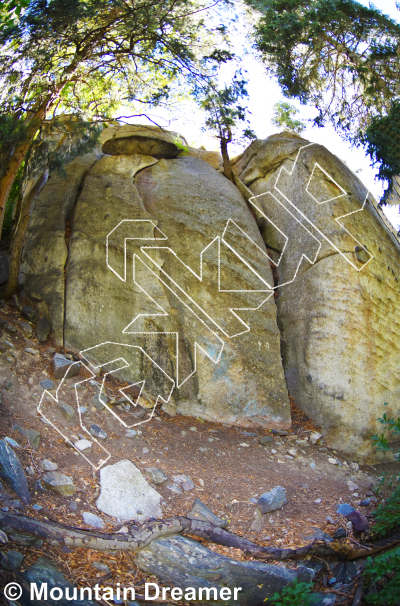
[
  {"x1": 364, "y1": 546, "x2": 400, "y2": 605},
  {"x1": 362, "y1": 407, "x2": 400, "y2": 605},
  {"x1": 268, "y1": 581, "x2": 314, "y2": 606}
]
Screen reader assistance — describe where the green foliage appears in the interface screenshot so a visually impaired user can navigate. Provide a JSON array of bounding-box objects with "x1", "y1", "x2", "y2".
[
  {"x1": 371, "y1": 485, "x2": 400, "y2": 539},
  {"x1": 363, "y1": 546, "x2": 400, "y2": 605},
  {"x1": 46, "y1": 118, "x2": 101, "y2": 176},
  {"x1": 360, "y1": 408, "x2": 400, "y2": 603},
  {"x1": 267, "y1": 581, "x2": 315, "y2": 606},
  {"x1": 1, "y1": 161, "x2": 24, "y2": 242},
  {"x1": 361, "y1": 102, "x2": 400, "y2": 203},
  {"x1": 0, "y1": 0, "x2": 215, "y2": 121},
  {"x1": 246, "y1": 0, "x2": 400, "y2": 138},
  {"x1": 196, "y1": 69, "x2": 256, "y2": 148},
  {"x1": 0, "y1": 0, "x2": 30, "y2": 29},
  {"x1": 371, "y1": 404, "x2": 400, "y2": 456},
  {"x1": 272, "y1": 102, "x2": 306, "y2": 134}
]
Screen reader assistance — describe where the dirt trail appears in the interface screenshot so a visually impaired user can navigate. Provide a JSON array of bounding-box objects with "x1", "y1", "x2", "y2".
[{"x1": 0, "y1": 301, "x2": 393, "y2": 599}]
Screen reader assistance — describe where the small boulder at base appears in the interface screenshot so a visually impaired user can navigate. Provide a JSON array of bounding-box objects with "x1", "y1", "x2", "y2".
[
  {"x1": 257, "y1": 486, "x2": 287, "y2": 514},
  {"x1": 42, "y1": 472, "x2": 76, "y2": 496},
  {"x1": 82, "y1": 512, "x2": 105, "y2": 529},
  {"x1": 53, "y1": 353, "x2": 80, "y2": 380},
  {"x1": 136, "y1": 535, "x2": 314, "y2": 604},
  {"x1": 0, "y1": 440, "x2": 30, "y2": 505},
  {"x1": 74, "y1": 439, "x2": 92, "y2": 452},
  {"x1": 172, "y1": 474, "x2": 194, "y2": 492},
  {"x1": 144, "y1": 467, "x2": 168, "y2": 484},
  {"x1": 346, "y1": 510, "x2": 369, "y2": 533},
  {"x1": 187, "y1": 498, "x2": 228, "y2": 528},
  {"x1": 36, "y1": 317, "x2": 51, "y2": 342},
  {"x1": 19, "y1": 321, "x2": 33, "y2": 336},
  {"x1": 96, "y1": 459, "x2": 162, "y2": 523},
  {"x1": 40, "y1": 459, "x2": 58, "y2": 471},
  {"x1": 13, "y1": 424, "x2": 40, "y2": 450},
  {"x1": 259, "y1": 435, "x2": 274, "y2": 446},
  {"x1": 58, "y1": 400, "x2": 75, "y2": 421},
  {"x1": 21, "y1": 305, "x2": 39, "y2": 323},
  {"x1": 40, "y1": 379, "x2": 55, "y2": 390},
  {"x1": 336, "y1": 503, "x2": 355, "y2": 516},
  {"x1": 89, "y1": 425, "x2": 107, "y2": 440}
]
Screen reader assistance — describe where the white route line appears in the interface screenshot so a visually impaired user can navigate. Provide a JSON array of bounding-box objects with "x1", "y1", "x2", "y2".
[
  {"x1": 37, "y1": 361, "x2": 112, "y2": 471},
  {"x1": 106, "y1": 219, "x2": 168, "y2": 282},
  {"x1": 306, "y1": 162, "x2": 347, "y2": 205},
  {"x1": 273, "y1": 143, "x2": 373, "y2": 271},
  {"x1": 80, "y1": 342, "x2": 175, "y2": 424},
  {"x1": 140, "y1": 233, "x2": 273, "y2": 339},
  {"x1": 123, "y1": 255, "x2": 225, "y2": 387},
  {"x1": 247, "y1": 191, "x2": 322, "y2": 288}
]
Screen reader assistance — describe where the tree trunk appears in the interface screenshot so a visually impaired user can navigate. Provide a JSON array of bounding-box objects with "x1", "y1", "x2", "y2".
[
  {"x1": 1, "y1": 167, "x2": 49, "y2": 299},
  {"x1": 0, "y1": 139, "x2": 33, "y2": 239},
  {"x1": 0, "y1": 103, "x2": 50, "y2": 242},
  {"x1": 1, "y1": 510, "x2": 387, "y2": 560},
  {"x1": 220, "y1": 136, "x2": 233, "y2": 182}
]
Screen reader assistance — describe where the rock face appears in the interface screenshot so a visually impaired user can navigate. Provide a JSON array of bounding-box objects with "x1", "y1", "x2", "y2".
[
  {"x1": 135, "y1": 535, "x2": 314, "y2": 604},
  {"x1": 0, "y1": 440, "x2": 30, "y2": 504},
  {"x1": 20, "y1": 124, "x2": 290, "y2": 430},
  {"x1": 18, "y1": 124, "x2": 400, "y2": 459},
  {"x1": 42, "y1": 471, "x2": 76, "y2": 496},
  {"x1": 257, "y1": 486, "x2": 287, "y2": 513},
  {"x1": 96, "y1": 459, "x2": 162, "y2": 523},
  {"x1": 0, "y1": 251, "x2": 10, "y2": 287},
  {"x1": 234, "y1": 133, "x2": 400, "y2": 462}
]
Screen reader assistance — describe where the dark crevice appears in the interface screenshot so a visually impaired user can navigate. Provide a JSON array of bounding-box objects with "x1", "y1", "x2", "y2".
[
  {"x1": 267, "y1": 248, "x2": 280, "y2": 300},
  {"x1": 62, "y1": 166, "x2": 93, "y2": 347}
]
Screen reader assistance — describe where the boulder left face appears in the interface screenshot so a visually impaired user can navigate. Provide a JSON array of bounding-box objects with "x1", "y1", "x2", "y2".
[{"x1": 19, "y1": 124, "x2": 290, "y2": 431}]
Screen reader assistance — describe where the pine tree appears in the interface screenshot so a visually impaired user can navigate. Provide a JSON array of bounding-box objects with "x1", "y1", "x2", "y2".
[{"x1": 0, "y1": 0, "x2": 222, "y2": 246}]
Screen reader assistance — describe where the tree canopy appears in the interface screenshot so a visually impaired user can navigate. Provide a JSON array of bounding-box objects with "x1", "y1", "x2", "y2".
[
  {"x1": 195, "y1": 66, "x2": 256, "y2": 180},
  {"x1": 0, "y1": 0, "x2": 224, "y2": 239},
  {"x1": 246, "y1": 0, "x2": 400, "y2": 138},
  {"x1": 271, "y1": 102, "x2": 306, "y2": 134},
  {"x1": 245, "y1": 0, "x2": 400, "y2": 208}
]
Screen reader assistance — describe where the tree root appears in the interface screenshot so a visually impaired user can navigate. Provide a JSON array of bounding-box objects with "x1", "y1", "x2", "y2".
[{"x1": 1, "y1": 511, "x2": 400, "y2": 563}]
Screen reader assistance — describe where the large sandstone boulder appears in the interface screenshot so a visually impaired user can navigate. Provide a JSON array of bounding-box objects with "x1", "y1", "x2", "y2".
[
  {"x1": 19, "y1": 125, "x2": 290, "y2": 430},
  {"x1": 19, "y1": 124, "x2": 399, "y2": 460},
  {"x1": 234, "y1": 133, "x2": 400, "y2": 462}
]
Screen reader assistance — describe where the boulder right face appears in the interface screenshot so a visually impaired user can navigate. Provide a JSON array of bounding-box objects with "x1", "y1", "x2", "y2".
[{"x1": 235, "y1": 133, "x2": 400, "y2": 462}]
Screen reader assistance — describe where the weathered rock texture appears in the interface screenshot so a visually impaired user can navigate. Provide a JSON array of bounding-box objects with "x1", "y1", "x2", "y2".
[
  {"x1": 18, "y1": 125, "x2": 400, "y2": 460},
  {"x1": 135, "y1": 534, "x2": 314, "y2": 605},
  {"x1": 96, "y1": 459, "x2": 162, "y2": 523},
  {"x1": 234, "y1": 132, "x2": 400, "y2": 461},
  {"x1": 19, "y1": 124, "x2": 290, "y2": 431}
]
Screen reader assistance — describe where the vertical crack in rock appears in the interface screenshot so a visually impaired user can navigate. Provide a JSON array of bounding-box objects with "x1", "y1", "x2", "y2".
[{"x1": 62, "y1": 163, "x2": 97, "y2": 347}]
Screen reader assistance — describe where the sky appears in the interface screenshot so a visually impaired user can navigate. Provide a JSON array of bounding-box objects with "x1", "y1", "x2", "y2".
[{"x1": 120, "y1": 0, "x2": 400, "y2": 230}]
